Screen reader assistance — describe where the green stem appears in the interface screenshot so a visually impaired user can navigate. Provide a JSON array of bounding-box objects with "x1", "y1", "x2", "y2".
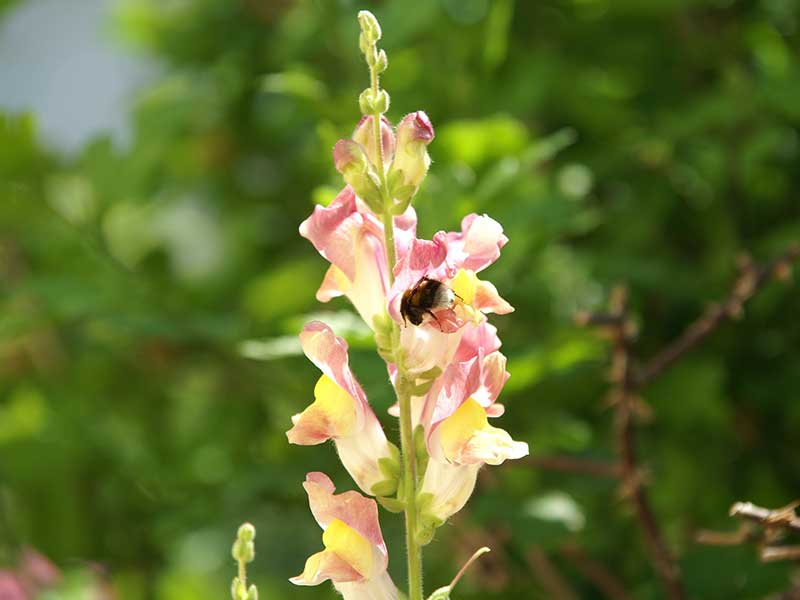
[
  {"x1": 238, "y1": 559, "x2": 246, "y2": 589},
  {"x1": 397, "y1": 372, "x2": 423, "y2": 600},
  {"x1": 370, "y1": 63, "x2": 423, "y2": 600}
]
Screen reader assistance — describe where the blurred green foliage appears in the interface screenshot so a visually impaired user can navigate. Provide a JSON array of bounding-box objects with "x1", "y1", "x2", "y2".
[{"x1": 1, "y1": 0, "x2": 799, "y2": 598}]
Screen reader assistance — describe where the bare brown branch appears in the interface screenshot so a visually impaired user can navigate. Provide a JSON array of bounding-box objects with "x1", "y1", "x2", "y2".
[
  {"x1": 696, "y1": 501, "x2": 800, "y2": 562},
  {"x1": 600, "y1": 286, "x2": 686, "y2": 600},
  {"x1": 761, "y1": 546, "x2": 800, "y2": 562},
  {"x1": 694, "y1": 524, "x2": 753, "y2": 546},
  {"x1": 559, "y1": 544, "x2": 634, "y2": 600},
  {"x1": 634, "y1": 244, "x2": 800, "y2": 388},
  {"x1": 729, "y1": 501, "x2": 800, "y2": 532},
  {"x1": 526, "y1": 547, "x2": 579, "y2": 600}
]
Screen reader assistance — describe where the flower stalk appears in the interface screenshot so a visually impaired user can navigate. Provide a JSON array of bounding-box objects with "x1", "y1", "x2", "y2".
[
  {"x1": 358, "y1": 10, "x2": 424, "y2": 599},
  {"x1": 231, "y1": 523, "x2": 258, "y2": 600}
]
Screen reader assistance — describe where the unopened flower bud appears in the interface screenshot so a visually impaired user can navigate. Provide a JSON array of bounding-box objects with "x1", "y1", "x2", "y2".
[
  {"x1": 232, "y1": 538, "x2": 255, "y2": 563},
  {"x1": 333, "y1": 139, "x2": 367, "y2": 174},
  {"x1": 332, "y1": 139, "x2": 383, "y2": 212},
  {"x1": 397, "y1": 110, "x2": 435, "y2": 147},
  {"x1": 353, "y1": 115, "x2": 395, "y2": 169},
  {"x1": 358, "y1": 10, "x2": 381, "y2": 43},
  {"x1": 358, "y1": 88, "x2": 374, "y2": 115},
  {"x1": 374, "y1": 49, "x2": 388, "y2": 73},
  {"x1": 387, "y1": 111, "x2": 435, "y2": 210},
  {"x1": 231, "y1": 577, "x2": 246, "y2": 600},
  {"x1": 246, "y1": 584, "x2": 258, "y2": 600},
  {"x1": 359, "y1": 32, "x2": 370, "y2": 56},
  {"x1": 373, "y1": 89, "x2": 390, "y2": 114},
  {"x1": 237, "y1": 523, "x2": 256, "y2": 543}
]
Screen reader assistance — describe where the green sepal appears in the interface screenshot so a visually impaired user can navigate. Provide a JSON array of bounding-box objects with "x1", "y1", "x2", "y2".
[
  {"x1": 373, "y1": 312, "x2": 395, "y2": 362},
  {"x1": 378, "y1": 462, "x2": 398, "y2": 480},
  {"x1": 416, "y1": 512, "x2": 444, "y2": 546},
  {"x1": 347, "y1": 172, "x2": 383, "y2": 213},
  {"x1": 371, "y1": 478, "x2": 398, "y2": 497},
  {"x1": 376, "y1": 496, "x2": 406, "y2": 513},
  {"x1": 418, "y1": 366, "x2": 442, "y2": 381},
  {"x1": 377, "y1": 346, "x2": 394, "y2": 363},
  {"x1": 378, "y1": 443, "x2": 401, "y2": 480},
  {"x1": 416, "y1": 492, "x2": 443, "y2": 545},
  {"x1": 386, "y1": 168, "x2": 404, "y2": 190},
  {"x1": 409, "y1": 379, "x2": 435, "y2": 397}
]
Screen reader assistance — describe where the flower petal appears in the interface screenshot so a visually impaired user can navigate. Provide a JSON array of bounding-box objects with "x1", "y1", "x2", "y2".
[
  {"x1": 303, "y1": 472, "x2": 388, "y2": 565},
  {"x1": 334, "y1": 572, "x2": 399, "y2": 600},
  {"x1": 287, "y1": 374, "x2": 359, "y2": 444},
  {"x1": 291, "y1": 549, "x2": 362, "y2": 586},
  {"x1": 420, "y1": 460, "x2": 480, "y2": 523},
  {"x1": 298, "y1": 322, "x2": 368, "y2": 427},
  {"x1": 444, "y1": 213, "x2": 508, "y2": 273},
  {"x1": 432, "y1": 398, "x2": 528, "y2": 466}
]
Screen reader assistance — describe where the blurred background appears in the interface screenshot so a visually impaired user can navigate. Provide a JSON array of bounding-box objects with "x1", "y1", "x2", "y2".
[{"x1": 1, "y1": 0, "x2": 799, "y2": 598}]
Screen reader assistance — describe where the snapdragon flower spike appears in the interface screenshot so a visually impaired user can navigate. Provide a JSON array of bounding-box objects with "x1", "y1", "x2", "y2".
[
  {"x1": 300, "y1": 186, "x2": 416, "y2": 331},
  {"x1": 291, "y1": 472, "x2": 398, "y2": 600},
  {"x1": 287, "y1": 321, "x2": 396, "y2": 495}
]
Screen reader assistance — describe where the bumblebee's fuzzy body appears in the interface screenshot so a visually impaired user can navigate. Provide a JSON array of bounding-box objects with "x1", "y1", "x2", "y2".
[{"x1": 400, "y1": 277, "x2": 456, "y2": 327}]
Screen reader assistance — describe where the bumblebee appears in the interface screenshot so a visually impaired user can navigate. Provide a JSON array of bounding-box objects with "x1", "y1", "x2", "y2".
[{"x1": 400, "y1": 277, "x2": 458, "y2": 327}]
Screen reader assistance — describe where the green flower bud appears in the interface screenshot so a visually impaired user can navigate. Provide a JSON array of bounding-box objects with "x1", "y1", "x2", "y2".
[
  {"x1": 358, "y1": 88, "x2": 374, "y2": 115},
  {"x1": 359, "y1": 32, "x2": 370, "y2": 56},
  {"x1": 374, "y1": 89, "x2": 390, "y2": 114},
  {"x1": 232, "y1": 539, "x2": 255, "y2": 563},
  {"x1": 374, "y1": 49, "x2": 388, "y2": 74},
  {"x1": 388, "y1": 111, "x2": 435, "y2": 211},
  {"x1": 237, "y1": 523, "x2": 256, "y2": 543},
  {"x1": 358, "y1": 10, "x2": 381, "y2": 42},
  {"x1": 231, "y1": 577, "x2": 246, "y2": 600}
]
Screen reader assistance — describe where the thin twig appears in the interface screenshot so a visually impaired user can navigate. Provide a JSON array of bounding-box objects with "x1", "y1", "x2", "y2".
[
  {"x1": 526, "y1": 547, "x2": 580, "y2": 600},
  {"x1": 694, "y1": 523, "x2": 753, "y2": 546},
  {"x1": 605, "y1": 286, "x2": 686, "y2": 600},
  {"x1": 559, "y1": 544, "x2": 634, "y2": 600},
  {"x1": 761, "y1": 546, "x2": 800, "y2": 562},
  {"x1": 634, "y1": 244, "x2": 800, "y2": 388},
  {"x1": 729, "y1": 501, "x2": 800, "y2": 532},
  {"x1": 696, "y1": 501, "x2": 800, "y2": 562}
]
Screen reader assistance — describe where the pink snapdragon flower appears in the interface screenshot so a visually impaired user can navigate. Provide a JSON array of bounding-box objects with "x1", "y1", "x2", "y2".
[
  {"x1": 287, "y1": 322, "x2": 396, "y2": 495},
  {"x1": 291, "y1": 472, "x2": 398, "y2": 600},
  {"x1": 418, "y1": 321, "x2": 528, "y2": 523},
  {"x1": 300, "y1": 186, "x2": 416, "y2": 330}
]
